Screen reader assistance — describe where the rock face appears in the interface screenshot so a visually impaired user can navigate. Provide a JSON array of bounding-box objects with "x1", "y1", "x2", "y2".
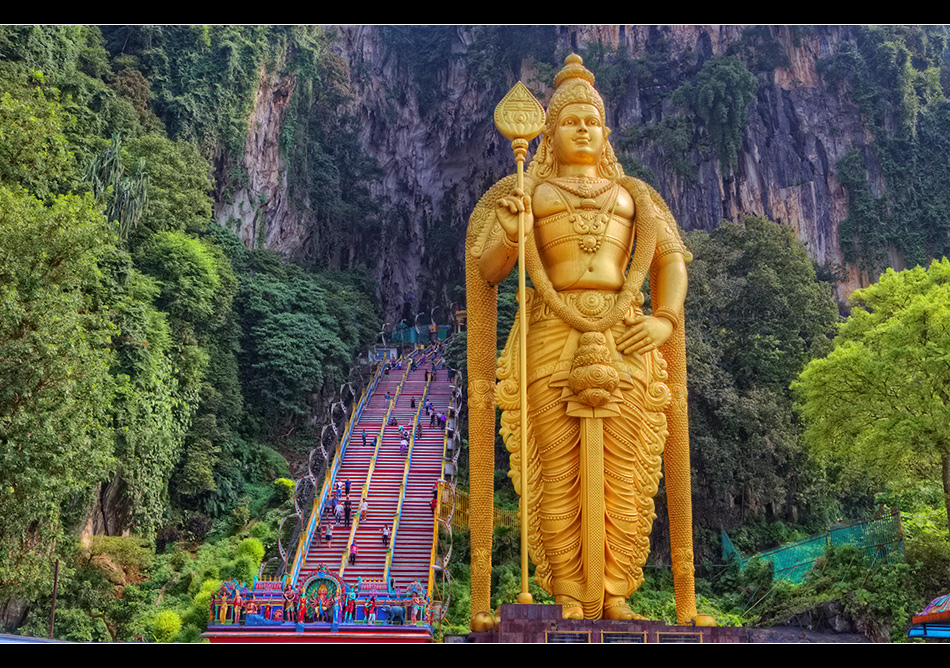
[
  {"x1": 214, "y1": 65, "x2": 306, "y2": 255},
  {"x1": 218, "y1": 25, "x2": 877, "y2": 317}
]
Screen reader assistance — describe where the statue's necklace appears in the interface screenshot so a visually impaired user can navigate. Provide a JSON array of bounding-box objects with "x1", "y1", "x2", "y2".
[
  {"x1": 550, "y1": 176, "x2": 614, "y2": 199},
  {"x1": 551, "y1": 179, "x2": 619, "y2": 254}
]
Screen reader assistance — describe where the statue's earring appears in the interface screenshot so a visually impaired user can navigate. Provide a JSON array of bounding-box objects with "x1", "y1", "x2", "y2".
[{"x1": 541, "y1": 137, "x2": 555, "y2": 175}]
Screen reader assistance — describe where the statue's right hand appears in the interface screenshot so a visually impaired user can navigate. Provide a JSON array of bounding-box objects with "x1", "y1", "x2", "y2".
[{"x1": 495, "y1": 188, "x2": 533, "y2": 241}]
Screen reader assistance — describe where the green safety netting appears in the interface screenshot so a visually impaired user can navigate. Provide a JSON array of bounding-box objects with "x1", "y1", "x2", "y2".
[
  {"x1": 390, "y1": 324, "x2": 451, "y2": 344},
  {"x1": 722, "y1": 514, "x2": 904, "y2": 584}
]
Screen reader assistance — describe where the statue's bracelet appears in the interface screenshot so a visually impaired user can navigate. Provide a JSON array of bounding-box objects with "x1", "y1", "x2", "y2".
[{"x1": 653, "y1": 307, "x2": 679, "y2": 330}]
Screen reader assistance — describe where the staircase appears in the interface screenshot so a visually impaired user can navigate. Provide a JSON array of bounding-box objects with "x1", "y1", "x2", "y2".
[{"x1": 293, "y1": 354, "x2": 449, "y2": 596}]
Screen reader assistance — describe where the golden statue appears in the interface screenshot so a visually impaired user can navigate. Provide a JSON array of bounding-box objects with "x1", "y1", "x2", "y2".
[{"x1": 466, "y1": 54, "x2": 698, "y2": 627}]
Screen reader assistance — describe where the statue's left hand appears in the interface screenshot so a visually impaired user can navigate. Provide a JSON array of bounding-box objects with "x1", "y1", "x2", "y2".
[{"x1": 616, "y1": 315, "x2": 673, "y2": 355}]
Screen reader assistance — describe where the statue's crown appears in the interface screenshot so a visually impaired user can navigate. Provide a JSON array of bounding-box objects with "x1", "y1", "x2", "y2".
[{"x1": 547, "y1": 54, "x2": 606, "y2": 130}]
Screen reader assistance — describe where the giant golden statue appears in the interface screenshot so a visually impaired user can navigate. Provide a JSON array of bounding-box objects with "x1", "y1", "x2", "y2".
[{"x1": 466, "y1": 54, "x2": 697, "y2": 627}]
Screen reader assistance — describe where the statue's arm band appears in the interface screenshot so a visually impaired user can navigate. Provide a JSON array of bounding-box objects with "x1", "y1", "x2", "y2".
[
  {"x1": 656, "y1": 238, "x2": 684, "y2": 258},
  {"x1": 501, "y1": 231, "x2": 518, "y2": 250}
]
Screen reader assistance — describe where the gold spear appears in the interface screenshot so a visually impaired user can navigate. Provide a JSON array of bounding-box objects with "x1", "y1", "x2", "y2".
[{"x1": 494, "y1": 82, "x2": 545, "y2": 605}]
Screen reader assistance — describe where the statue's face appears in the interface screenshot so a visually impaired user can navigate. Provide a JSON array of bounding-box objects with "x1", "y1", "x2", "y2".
[{"x1": 552, "y1": 103, "x2": 605, "y2": 167}]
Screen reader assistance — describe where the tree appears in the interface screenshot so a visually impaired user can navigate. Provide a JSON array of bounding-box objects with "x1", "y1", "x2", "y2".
[
  {"x1": 683, "y1": 217, "x2": 839, "y2": 543},
  {"x1": 795, "y1": 258, "x2": 950, "y2": 530},
  {"x1": 0, "y1": 185, "x2": 116, "y2": 603}
]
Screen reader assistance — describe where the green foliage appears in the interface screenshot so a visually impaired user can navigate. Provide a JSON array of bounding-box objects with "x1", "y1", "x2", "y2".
[
  {"x1": 101, "y1": 26, "x2": 274, "y2": 154},
  {"x1": 0, "y1": 64, "x2": 78, "y2": 198},
  {"x1": 0, "y1": 186, "x2": 116, "y2": 603},
  {"x1": 685, "y1": 217, "x2": 839, "y2": 537},
  {"x1": 795, "y1": 259, "x2": 950, "y2": 530},
  {"x1": 835, "y1": 149, "x2": 891, "y2": 269},
  {"x1": 151, "y1": 609, "x2": 182, "y2": 643},
  {"x1": 578, "y1": 42, "x2": 633, "y2": 114},
  {"x1": 124, "y1": 134, "x2": 213, "y2": 240},
  {"x1": 614, "y1": 45, "x2": 758, "y2": 177},
  {"x1": 85, "y1": 133, "x2": 149, "y2": 241},
  {"x1": 104, "y1": 262, "x2": 192, "y2": 535},
  {"x1": 14, "y1": 537, "x2": 152, "y2": 642},
  {"x1": 0, "y1": 26, "x2": 331, "y2": 641},
  {"x1": 684, "y1": 55, "x2": 759, "y2": 170},
  {"x1": 0, "y1": 26, "x2": 85, "y2": 80},
  {"x1": 236, "y1": 537, "x2": 264, "y2": 564},
  {"x1": 618, "y1": 114, "x2": 697, "y2": 180},
  {"x1": 277, "y1": 30, "x2": 384, "y2": 273},
  {"x1": 905, "y1": 530, "x2": 950, "y2": 608},
  {"x1": 89, "y1": 536, "x2": 152, "y2": 576},
  {"x1": 237, "y1": 258, "x2": 378, "y2": 432},
  {"x1": 624, "y1": 570, "x2": 748, "y2": 626},
  {"x1": 759, "y1": 546, "x2": 913, "y2": 641},
  {"x1": 273, "y1": 477, "x2": 295, "y2": 502},
  {"x1": 825, "y1": 26, "x2": 950, "y2": 271},
  {"x1": 137, "y1": 231, "x2": 222, "y2": 325},
  {"x1": 823, "y1": 26, "x2": 945, "y2": 137}
]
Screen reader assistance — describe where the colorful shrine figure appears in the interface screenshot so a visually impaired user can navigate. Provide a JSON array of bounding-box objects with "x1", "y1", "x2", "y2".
[
  {"x1": 232, "y1": 588, "x2": 244, "y2": 625},
  {"x1": 283, "y1": 583, "x2": 297, "y2": 622},
  {"x1": 217, "y1": 584, "x2": 231, "y2": 624},
  {"x1": 411, "y1": 593, "x2": 426, "y2": 624},
  {"x1": 246, "y1": 600, "x2": 259, "y2": 617},
  {"x1": 364, "y1": 596, "x2": 377, "y2": 624},
  {"x1": 345, "y1": 586, "x2": 358, "y2": 622},
  {"x1": 466, "y1": 54, "x2": 697, "y2": 625},
  {"x1": 332, "y1": 592, "x2": 342, "y2": 624},
  {"x1": 296, "y1": 592, "x2": 307, "y2": 624}
]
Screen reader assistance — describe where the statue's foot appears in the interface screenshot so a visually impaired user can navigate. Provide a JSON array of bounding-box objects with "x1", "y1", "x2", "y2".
[
  {"x1": 691, "y1": 613, "x2": 718, "y2": 627},
  {"x1": 471, "y1": 610, "x2": 496, "y2": 632},
  {"x1": 556, "y1": 595, "x2": 583, "y2": 620},
  {"x1": 603, "y1": 596, "x2": 646, "y2": 621}
]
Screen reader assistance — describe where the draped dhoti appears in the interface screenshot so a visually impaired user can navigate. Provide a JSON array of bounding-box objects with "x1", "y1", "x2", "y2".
[{"x1": 498, "y1": 289, "x2": 670, "y2": 618}]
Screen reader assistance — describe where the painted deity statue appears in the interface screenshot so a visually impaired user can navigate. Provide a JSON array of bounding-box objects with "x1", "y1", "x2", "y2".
[{"x1": 466, "y1": 54, "x2": 698, "y2": 625}]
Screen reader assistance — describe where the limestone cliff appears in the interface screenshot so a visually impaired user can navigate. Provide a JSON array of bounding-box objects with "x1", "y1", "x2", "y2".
[{"x1": 216, "y1": 25, "x2": 883, "y2": 316}]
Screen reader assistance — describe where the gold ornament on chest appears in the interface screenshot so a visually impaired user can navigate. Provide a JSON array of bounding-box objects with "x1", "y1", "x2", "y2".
[{"x1": 550, "y1": 177, "x2": 619, "y2": 254}]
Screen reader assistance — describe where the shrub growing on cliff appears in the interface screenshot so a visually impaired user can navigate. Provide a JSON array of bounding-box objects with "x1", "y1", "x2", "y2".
[{"x1": 681, "y1": 55, "x2": 759, "y2": 170}]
